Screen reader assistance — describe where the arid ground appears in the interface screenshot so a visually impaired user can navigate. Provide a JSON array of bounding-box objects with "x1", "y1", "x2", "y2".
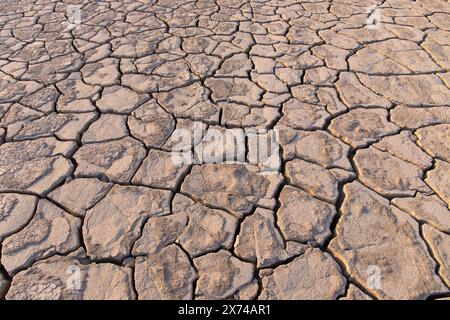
[{"x1": 0, "y1": 0, "x2": 449, "y2": 300}]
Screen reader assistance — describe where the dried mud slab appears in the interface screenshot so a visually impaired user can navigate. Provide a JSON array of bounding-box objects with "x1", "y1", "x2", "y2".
[
  {"x1": 0, "y1": 193, "x2": 38, "y2": 240},
  {"x1": 415, "y1": 124, "x2": 450, "y2": 162},
  {"x1": 354, "y1": 147, "x2": 431, "y2": 197},
  {"x1": 48, "y1": 178, "x2": 113, "y2": 217},
  {"x1": 234, "y1": 208, "x2": 306, "y2": 268},
  {"x1": 194, "y1": 250, "x2": 254, "y2": 299},
  {"x1": 426, "y1": 160, "x2": 450, "y2": 207},
  {"x1": 6, "y1": 255, "x2": 136, "y2": 300},
  {"x1": 134, "y1": 245, "x2": 197, "y2": 300},
  {"x1": 277, "y1": 128, "x2": 352, "y2": 170},
  {"x1": 83, "y1": 185, "x2": 171, "y2": 261},
  {"x1": 73, "y1": 137, "x2": 146, "y2": 183},
  {"x1": 422, "y1": 225, "x2": 450, "y2": 287},
  {"x1": 132, "y1": 150, "x2": 190, "y2": 190},
  {"x1": 259, "y1": 248, "x2": 346, "y2": 300},
  {"x1": 329, "y1": 108, "x2": 399, "y2": 148},
  {"x1": 2, "y1": 200, "x2": 81, "y2": 275},
  {"x1": 0, "y1": 138, "x2": 75, "y2": 195},
  {"x1": 181, "y1": 164, "x2": 282, "y2": 217},
  {"x1": 392, "y1": 194, "x2": 450, "y2": 233},
  {"x1": 278, "y1": 185, "x2": 336, "y2": 245},
  {"x1": 133, "y1": 194, "x2": 238, "y2": 258},
  {"x1": 329, "y1": 182, "x2": 446, "y2": 299}
]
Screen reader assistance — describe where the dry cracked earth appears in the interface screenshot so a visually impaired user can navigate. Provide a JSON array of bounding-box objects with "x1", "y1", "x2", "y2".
[{"x1": 0, "y1": 0, "x2": 450, "y2": 301}]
